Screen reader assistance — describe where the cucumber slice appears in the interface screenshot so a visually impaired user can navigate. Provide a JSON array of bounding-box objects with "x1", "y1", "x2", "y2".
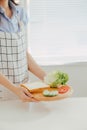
[{"x1": 43, "y1": 90, "x2": 58, "y2": 97}]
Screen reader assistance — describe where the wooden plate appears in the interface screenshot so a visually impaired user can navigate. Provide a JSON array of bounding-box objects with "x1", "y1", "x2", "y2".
[{"x1": 21, "y1": 84, "x2": 73, "y2": 101}]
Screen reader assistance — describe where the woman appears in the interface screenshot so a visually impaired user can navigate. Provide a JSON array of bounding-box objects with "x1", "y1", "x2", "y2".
[{"x1": 0, "y1": 0, "x2": 46, "y2": 102}]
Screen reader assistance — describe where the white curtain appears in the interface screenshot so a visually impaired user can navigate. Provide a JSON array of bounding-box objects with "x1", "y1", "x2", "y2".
[{"x1": 27, "y1": 0, "x2": 87, "y2": 65}]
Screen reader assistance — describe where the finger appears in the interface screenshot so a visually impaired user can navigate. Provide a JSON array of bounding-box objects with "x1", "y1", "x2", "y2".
[
  {"x1": 22, "y1": 92, "x2": 39, "y2": 102},
  {"x1": 23, "y1": 97, "x2": 39, "y2": 102},
  {"x1": 22, "y1": 87, "x2": 34, "y2": 98},
  {"x1": 25, "y1": 89, "x2": 34, "y2": 98},
  {"x1": 26, "y1": 95, "x2": 39, "y2": 102},
  {"x1": 21, "y1": 94, "x2": 35, "y2": 102},
  {"x1": 30, "y1": 97, "x2": 39, "y2": 102},
  {"x1": 22, "y1": 87, "x2": 39, "y2": 102},
  {"x1": 21, "y1": 93, "x2": 31, "y2": 101}
]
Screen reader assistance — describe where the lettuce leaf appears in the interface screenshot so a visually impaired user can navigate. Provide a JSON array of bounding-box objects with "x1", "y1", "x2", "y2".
[{"x1": 44, "y1": 71, "x2": 69, "y2": 87}]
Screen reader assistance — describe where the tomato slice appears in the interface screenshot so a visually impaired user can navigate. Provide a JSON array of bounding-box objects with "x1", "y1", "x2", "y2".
[{"x1": 58, "y1": 85, "x2": 70, "y2": 94}]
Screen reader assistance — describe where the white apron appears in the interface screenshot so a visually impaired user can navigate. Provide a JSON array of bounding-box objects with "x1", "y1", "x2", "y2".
[{"x1": 0, "y1": 15, "x2": 29, "y2": 100}]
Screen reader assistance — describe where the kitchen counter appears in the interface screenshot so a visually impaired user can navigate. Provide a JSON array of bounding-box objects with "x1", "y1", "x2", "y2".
[{"x1": 0, "y1": 97, "x2": 87, "y2": 130}]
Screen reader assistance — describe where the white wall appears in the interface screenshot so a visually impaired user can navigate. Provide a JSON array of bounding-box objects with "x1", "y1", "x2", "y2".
[{"x1": 29, "y1": 62, "x2": 87, "y2": 97}]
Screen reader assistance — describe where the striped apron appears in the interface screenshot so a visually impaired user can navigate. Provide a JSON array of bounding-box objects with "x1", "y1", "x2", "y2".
[{"x1": 0, "y1": 16, "x2": 29, "y2": 100}]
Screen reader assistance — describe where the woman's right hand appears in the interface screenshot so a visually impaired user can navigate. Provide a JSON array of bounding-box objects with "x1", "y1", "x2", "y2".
[
  {"x1": 0, "y1": 72, "x2": 39, "y2": 102},
  {"x1": 14, "y1": 86, "x2": 39, "y2": 102}
]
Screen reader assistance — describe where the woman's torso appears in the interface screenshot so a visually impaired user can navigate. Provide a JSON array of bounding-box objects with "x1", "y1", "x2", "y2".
[
  {"x1": 0, "y1": 1, "x2": 28, "y2": 33},
  {"x1": 0, "y1": 1, "x2": 29, "y2": 100}
]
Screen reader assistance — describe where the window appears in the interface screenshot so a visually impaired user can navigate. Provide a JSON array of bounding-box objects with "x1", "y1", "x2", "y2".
[{"x1": 26, "y1": 0, "x2": 87, "y2": 65}]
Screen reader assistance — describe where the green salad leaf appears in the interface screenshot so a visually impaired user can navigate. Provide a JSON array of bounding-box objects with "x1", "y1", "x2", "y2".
[{"x1": 44, "y1": 70, "x2": 69, "y2": 88}]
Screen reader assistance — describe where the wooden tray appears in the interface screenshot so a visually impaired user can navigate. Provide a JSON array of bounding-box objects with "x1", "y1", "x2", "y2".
[{"x1": 21, "y1": 84, "x2": 73, "y2": 101}]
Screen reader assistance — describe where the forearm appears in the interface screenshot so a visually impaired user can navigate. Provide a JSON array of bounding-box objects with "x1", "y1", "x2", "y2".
[
  {"x1": 0, "y1": 72, "x2": 17, "y2": 93},
  {"x1": 0, "y1": 72, "x2": 38, "y2": 102},
  {"x1": 27, "y1": 51, "x2": 46, "y2": 81}
]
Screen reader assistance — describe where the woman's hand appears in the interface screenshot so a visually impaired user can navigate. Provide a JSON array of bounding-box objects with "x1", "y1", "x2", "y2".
[{"x1": 14, "y1": 86, "x2": 39, "y2": 102}]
